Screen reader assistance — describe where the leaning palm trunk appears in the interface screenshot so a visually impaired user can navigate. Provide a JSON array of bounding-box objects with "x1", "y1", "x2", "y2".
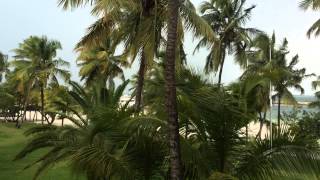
[
  {"x1": 40, "y1": 85, "x2": 45, "y2": 125},
  {"x1": 256, "y1": 112, "x2": 266, "y2": 139},
  {"x1": 135, "y1": 51, "x2": 146, "y2": 112},
  {"x1": 217, "y1": 51, "x2": 226, "y2": 86},
  {"x1": 165, "y1": 0, "x2": 182, "y2": 179}
]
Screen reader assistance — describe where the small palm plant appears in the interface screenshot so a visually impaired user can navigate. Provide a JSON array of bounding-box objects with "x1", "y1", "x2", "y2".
[{"x1": 15, "y1": 81, "x2": 169, "y2": 179}]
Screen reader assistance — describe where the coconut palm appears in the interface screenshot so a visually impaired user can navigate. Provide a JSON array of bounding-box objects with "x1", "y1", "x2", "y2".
[
  {"x1": 77, "y1": 39, "x2": 128, "y2": 88},
  {"x1": 57, "y1": 1, "x2": 215, "y2": 178},
  {"x1": 143, "y1": 64, "x2": 250, "y2": 176},
  {"x1": 195, "y1": 0, "x2": 259, "y2": 85},
  {"x1": 300, "y1": 0, "x2": 320, "y2": 37},
  {"x1": 240, "y1": 33, "x2": 276, "y2": 139},
  {"x1": 164, "y1": 0, "x2": 183, "y2": 178},
  {"x1": 12, "y1": 36, "x2": 70, "y2": 126},
  {"x1": 59, "y1": 0, "x2": 214, "y2": 114},
  {"x1": 15, "y1": 81, "x2": 171, "y2": 179},
  {"x1": 241, "y1": 33, "x2": 304, "y2": 135},
  {"x1": 272, "y1": 54, "x2": 310, "y2": 133}
]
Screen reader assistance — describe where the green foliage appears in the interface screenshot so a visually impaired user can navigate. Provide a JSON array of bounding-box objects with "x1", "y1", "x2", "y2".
[
  {"x1": 284, "y1": 111, "x2": 320, "y2": 149},
  {"x1": 77, "y1": 39, "x2": 127, "y2": 88},
  {"x1": 1, "y1": 0, "x2": 319, "y2": 180},
  {"x1": 300, "y1": 0, "x2": 320, "y2": 37},
  {"x1": 209, "y1": 172, "x2": 238, "y2": 180},
  {"x1": 195, "y1": 0, "x2": 259, "y2": 84}
]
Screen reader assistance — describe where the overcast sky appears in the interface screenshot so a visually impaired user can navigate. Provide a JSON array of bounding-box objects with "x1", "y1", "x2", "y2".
[{"x1": 0, "y1": 0, "x2": 319, "y2": 95}]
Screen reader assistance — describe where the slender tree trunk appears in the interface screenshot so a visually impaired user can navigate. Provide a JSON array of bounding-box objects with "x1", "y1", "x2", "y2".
[
  {"x1": 32, "y1": 110, "x2": 36, "y2": 122},
  {"x1": 256, "y1": 112, "x2": 264, "y2": 139},
  {"x1": 20, "y1": 85, "x2": 31, "y2": 128},
  {"x1": 218, "y1": 51, "x2": 226, "y2": 86},
  {"x1": 40, "y1": 85, "x2": 45, "y2": 125},
  {"x1": 29, "y1": 109, "x2": 31, "y2": 121},
  {"x1": 135, "y1": 50, "x2": 146, "y2": 112},
  {"x1": 165, "y1": 0, "x2": 182, "y2": 179},
  {"x1": 277, "y1": 95, "x2": 281, "y2": 136}
]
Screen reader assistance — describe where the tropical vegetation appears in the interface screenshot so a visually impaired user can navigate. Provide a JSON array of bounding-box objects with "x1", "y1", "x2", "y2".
[{"x1": 0, "y1": 0, "x2": 320, "y2": 180}]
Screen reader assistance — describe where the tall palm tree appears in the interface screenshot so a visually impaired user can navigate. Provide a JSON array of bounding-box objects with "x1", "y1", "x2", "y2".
[
  {"x1": 241, "y1": 33, "x2": 292, "y2": 135},
  {"x1": 243, "y1": 32, "x2": 310, "y2": 134},
  {"x1": 12, "y1": 36, "x2": 70, "y2": 126},
  {"x1": 165, "y1": 0, "x2": 183, "y2": 178},
  {"x1": 195, "y1": 0, "x2": 259, "y2": 85},
  {"x1": 273, "y1": 54, "x2": 309, "y2": 132},
  {"x1": 0, "y1": 52, "x2": 9, "y2": 82},
  {"x1": 299, "y1": 0, "x2": 320, "y2": 37},
  {"x1": 59, "y1": 0, "x2": 214, "y2": 113},
  {"x1": 58, "y1": 1, "x2": 214, "y2": 178},
  {"x1": 144, "y1": 64, "x2": 250, "y2": 176}
]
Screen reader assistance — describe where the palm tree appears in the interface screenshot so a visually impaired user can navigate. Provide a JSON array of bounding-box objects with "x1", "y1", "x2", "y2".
[
  {"x1": 16, "y1": 81, "x2": 170, "y2": 179},
  {"x1": 195, "y1": 0, "x2": 259, "y2": 85},
  {"x1": 0, "y1": 52, "x2": 9, "y2": 82},
  {"x1": 59, "y1": 0, "x2": 214, "y2": 113},
  {"x1": 312, "y1": 76, "x2": 320, "y2": 90},
  {"x1": 12, "y1": 36, "x2": 70, "y2": 126},
  {"x1": 273, "y1": 54, "x2": 309, "y2": 132},
  {"x1": 299, "y1": 0, "x2": 320, "y2": 37},
  {"x1": 77, "y1": 39, "x2": 127, "y2": 88},
  {"x1": 309, "y1": 76, "x2": 320, "y2": 109},
  {"x1": 58, "y1": 1, "x2": 215, "y2": 178},
  {"x1": 236, "y1": 127, "x2": 320, "y2": 180},
  {"x1": 164, "y1": 0, "x2": 183, "y2": 178},
  {"x1": 241, "y1": 33, "x2": 302, "y2": 135}
]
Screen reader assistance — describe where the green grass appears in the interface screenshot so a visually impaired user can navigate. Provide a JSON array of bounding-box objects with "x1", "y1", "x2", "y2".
[{"x1": 0, "y1": 122, "x2": 83, "y2": 180}]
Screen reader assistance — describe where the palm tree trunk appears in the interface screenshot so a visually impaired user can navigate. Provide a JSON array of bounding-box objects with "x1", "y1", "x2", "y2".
[
  {"x1": 277, "y1": 95, "x2": 281, "y2": 135},
  {"x1": 20, "y1": 84, "x2": 32, "y2": 128},
  {"x1": 135, "y1": 50, "x2": 146, "y2": 112},
  {"x1": 256, "y1": 112, "x2": 264, "y2": 139},
  {"x1": 40, "y1": 85, "x2": 45, "y2": 125},
  {"x1": 218, "y1": 51, "x2": 226, "y2": 86},
  {"x1": 164, "y1": 0, "x2": 182, "y2": 179},
  {"x1": 32, "y1": 110, "x2": 36, "y2": 122},
  {"x1": 29, "y1": 109, "x2": 31, "y2": 121}
]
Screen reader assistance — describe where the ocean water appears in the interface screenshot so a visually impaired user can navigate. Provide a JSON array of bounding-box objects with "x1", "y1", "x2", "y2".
[
  {"x1": 269, "y1": 95, "x2": 319, "y2": 122},
  {"x1": 270, "y1": 105, "x2": 317, "y2": 121}
]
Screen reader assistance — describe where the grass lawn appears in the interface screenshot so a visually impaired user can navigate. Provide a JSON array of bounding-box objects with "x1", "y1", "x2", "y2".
[{"x1": 0, "y1": 122, "x2": 83, "y2": 180}]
